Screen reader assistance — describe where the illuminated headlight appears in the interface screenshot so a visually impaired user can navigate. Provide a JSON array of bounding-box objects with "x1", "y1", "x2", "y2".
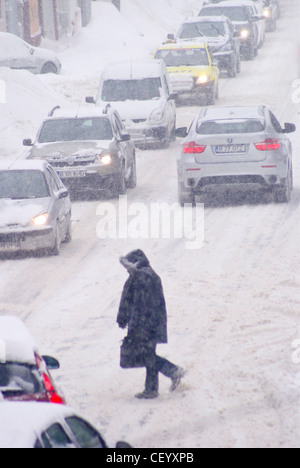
[
  {"x1": 263, "y1": 8, "x2": 271, "y2": 17},
  {"x1": 240, "y1": 29, "x2": 250, "y2": 39},
  {"x1": 99, "y1": 154, "x2": 112, "y2": 165},
  {"x1": 197, "y1": 75, "x2": 209, "y2": 84},
  {"x1": 31, "y1": 213, "x2": 49, "y2": 226},
  {"x1": 150, "y1": 108, "x2": 164, "y2": 122}
]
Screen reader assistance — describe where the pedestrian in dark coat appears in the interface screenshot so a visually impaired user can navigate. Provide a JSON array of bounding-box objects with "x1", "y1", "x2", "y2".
[{"x1": 117, "y1": 250, "x2": 185, "y2": 399}]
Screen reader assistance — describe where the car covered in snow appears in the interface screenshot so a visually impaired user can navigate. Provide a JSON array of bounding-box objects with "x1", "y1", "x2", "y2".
[
  {"x1": 88, "y1": 59, "x2": 177, "y2": 148},
  {"x1": 0, "y1": 160, "x2": 71, "y2": 256},
  {"x1": 155, "y1": 42, "x2": 219, "y2": 105},
  {"x1": 166, "y1": 16, "x2": 241, "y2": 77},
  {"x1": 0, "y1": 402, "x2": 132, "y2": 448},
  {"x1": 0, "y1": 32, "x2": 61, "y2": 74},
  {"x1": 0, "y1": 316, "x2": 64, "y2": 404},
  {"x1": 24, "y1": 105, "x2": 136, "y2": 196},
  {"x1": 176, "y1": 105, "x2": 296, "y2": 205},
  {"x1": 198, "y1": 1, "x2": 262, "y2": 60}
]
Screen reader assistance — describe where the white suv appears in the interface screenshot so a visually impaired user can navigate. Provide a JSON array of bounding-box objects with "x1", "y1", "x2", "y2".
[{"x1": 86, "y1": 59, "x2": 177, "y2": 148}]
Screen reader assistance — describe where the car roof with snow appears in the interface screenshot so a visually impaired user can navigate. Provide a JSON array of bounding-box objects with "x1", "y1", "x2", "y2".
[
  {"x1": 157, "y1": 41, "x2": 207, "y2": 50},
  {"x1": 101, "y1": 59, "x2": 166, "y2": 80},
  {"x1": 0, "y1": 402, "x2": 76, "y2": 448},
  {"x1": 182, "y1": 15, "x2": 230, "y2": 23},
  {"x1": 0, "y1": 160, "x2": 47, "y2": 172},
  {"x1": 198, "y1": 105, "x2": 266, "y2": 121},
  {"x1": 45, "y1": 105, "x2": 114, "y2": 120},
  {"x1": 0, "y1": 316, "x2": 37, "y2": 364}
]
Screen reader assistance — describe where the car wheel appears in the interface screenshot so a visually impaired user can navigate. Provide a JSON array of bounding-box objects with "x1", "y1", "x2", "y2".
[
  {"x1": 50, "y1": 223, "x2": 61, "y2": 256},
  {"x1": 236, "y1": 53, "x2": 241, "y2": 73},
  {"x1": 114, "y1": 163, "x2": 127, "y2": 195},
  {"x1": 207, "y1": 86, "x2": 216, "y2": 105},
  {"x1": 227, "y1": 56, "x2": 237, "y2": 78},
  {"x1": 126, "y1": 155, "x2": 137, "y2": 189},
  {"x1": 178, "y1": 182, "x2": 195, "y2": 207},
  {"x1": 245, "y1": 42, "x2": 255, "y2": 61},
  {"x1": 63, "y1": 218, "x2": 72, "y2": 244},
  {"x1": 41, "y1": 62, "x2": 58, "y2": 74},
  {"x1": 274, "y1": 168, "x2": 292, "y2": 203}
]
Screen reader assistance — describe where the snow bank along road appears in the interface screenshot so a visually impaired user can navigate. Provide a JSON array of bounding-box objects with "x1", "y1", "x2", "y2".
[{"x1": 0, "y1": 0, "x2": 299, "y2": 448}]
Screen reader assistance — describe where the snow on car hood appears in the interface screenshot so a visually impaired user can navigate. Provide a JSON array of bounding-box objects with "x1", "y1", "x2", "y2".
[
  {"x1": 103, "y1": 99, "x2": 163, "y2": 121},
  {"x1": 0, "y1": 198, "x2": 50, "y2": 228},
  {"x1": 31, "y1": 140, "x2": 112, "y2": 159}
]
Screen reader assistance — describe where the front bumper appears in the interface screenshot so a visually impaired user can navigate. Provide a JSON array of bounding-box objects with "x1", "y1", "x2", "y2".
[
  {"x1": 0, "y1": 226, "x2": 53, "y2": 253},
  {"x1": 178, "y1": 160, "x2": 288, "y2": 193},
  {"x1": 54, "y1": 163, "x2": 120, "y2": 192}
]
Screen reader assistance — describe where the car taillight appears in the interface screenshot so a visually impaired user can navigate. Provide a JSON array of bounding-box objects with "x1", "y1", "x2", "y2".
[
  {"x1": 254, "y1": 138, "x2": 280, "y2": 151},
  {"x1": 43, "y1": 373, "x2": 65, "y2": 405},
  {"x1": 183, "y1": 142, "x2": 207, "y2": 154}
]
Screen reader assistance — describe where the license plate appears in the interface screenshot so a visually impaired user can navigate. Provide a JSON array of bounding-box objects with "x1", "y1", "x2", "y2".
[
  {"x1": 0, "y1": 242, "x2": 20, "y2": 251},
  {"x1": 58, "y1": 170, "x2": 86, "y2": 178},
  {"x1": 215, "y1": 144, "x2": 246, "y2": 154}
]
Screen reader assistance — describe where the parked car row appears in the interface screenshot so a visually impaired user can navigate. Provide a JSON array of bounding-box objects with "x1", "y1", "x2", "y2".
[{"x1": 0, "y1": 316, "x2": 131, "y2": 448}]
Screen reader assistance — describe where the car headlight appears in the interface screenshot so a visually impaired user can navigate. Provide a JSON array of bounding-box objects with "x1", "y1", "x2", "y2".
[
  {"x1": 263, "y1": 8, "x2": 271, "y2": 18},
  {"x1": 197, "y1": 75, "x2": 209, "y2": 84},
  {"x1": 150, "y1": 108, "x2": 164, "y2": 122},
  {"x1": 99, "y1": 154, "x2": 112, "y2": 165},
  {"x1": 240, "y1": 29, "x2": 250, "y2": 40},
  {"x1": 31, "y1": 213, "x2": 49, "y2": 226}
]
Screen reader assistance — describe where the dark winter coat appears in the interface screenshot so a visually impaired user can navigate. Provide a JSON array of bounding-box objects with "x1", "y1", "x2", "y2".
[{"x1": 117, "y1": 250, "x2": 168, "y2": 345}]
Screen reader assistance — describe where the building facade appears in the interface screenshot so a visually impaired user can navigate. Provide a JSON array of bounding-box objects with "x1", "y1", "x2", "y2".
[{"x1": 1, "y1": 0, "x2": 92, "y2": 44}]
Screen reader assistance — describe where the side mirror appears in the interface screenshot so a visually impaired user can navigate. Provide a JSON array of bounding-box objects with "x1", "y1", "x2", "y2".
[
  {"x1": 42, "y1": 355, "x2": 60, "y2": 370},
  {"x1": 119, "y1": 133, "x2": 131, "y2": 142},
  {"x1": 282, "y1": 123, "x2": 296, "y2": 134},
  {"x1": 23, "y1": 138, "x2": 33, "y2": 146},
  {"x1": 175, "y1": 127, "x2": 188, "y2": 138},
  {"x1": 167, "y1": 33, "x2": 175, "y2": 41},
  {"x1": 58, "y1": 189, "x2": 69, "y2": 199},
  {"x1": 168, "y1": 92, "x2": 178, "y2": 101},
  {"x1": 85, "y1": 96, "x2": 96, "y2": 104}
]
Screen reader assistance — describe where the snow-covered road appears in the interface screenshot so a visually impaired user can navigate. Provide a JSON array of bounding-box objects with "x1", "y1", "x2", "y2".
[{"x1": 0, "y1": 0, "x2": 299, "y2": 448}]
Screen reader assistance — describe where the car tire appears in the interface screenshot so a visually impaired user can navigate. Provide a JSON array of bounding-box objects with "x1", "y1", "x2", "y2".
[
  {"x1": 178, "y1": 182, "x2": 195, "y2": 207},
  {"x1": 50, "y1": 223, "x2": 61, "y2": 256},
  {"x1": 244, "y1": 42, "x2": 255, "y2": 61},
  {"x1": 228, "y1": 56, "x2": 237, "y2": 78},
  {"x1": 126, "y1": 155, "x2": 137, "y2": 189},
  {"x1": 274, "y1": 167, "x2": 293, "y2": 203},
  {"x1": 114, "y1": 163, "x2": 127, "y2": 196},
  {"x1": 41, "y1": 62, "x2": 58, "y2": 74},
  {"x1": 63, "y1": 217, "x2": 72, "y2": 244}
]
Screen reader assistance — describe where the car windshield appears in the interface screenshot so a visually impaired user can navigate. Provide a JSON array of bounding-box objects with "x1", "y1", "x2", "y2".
[
  {"x1": 0, "y1": 362, "x2": 43, "y2": 397},
  {"x1": 0, "y1": 170, "x2": 50, "y2": 199},
  {"x1": 199, "y1": 7, "x2": 248, "y2": 22},
  {"x1": 155, "y1": 48, "x2": 209, "y2": 67},
  {"x1": 197, "y1": 119, "x2": 266, "y2": 134},
  {"x1": 179, "y1": 21, "x2": 225, "y2": 39},
  {"x1": 38, "y1": 117, "x2": 113, "y2": 143},
  {"x1": 101, "y1": 78, "x2": 162, "y2": 102}
]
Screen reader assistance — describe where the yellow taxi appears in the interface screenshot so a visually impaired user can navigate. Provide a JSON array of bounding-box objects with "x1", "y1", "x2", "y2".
[{"x1": 155, "y1": 41, "x2": 219, "y2": 105}]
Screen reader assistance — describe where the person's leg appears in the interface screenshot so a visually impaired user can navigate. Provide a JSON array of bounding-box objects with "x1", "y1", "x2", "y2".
[
  {"x1": 156, "y1": 355, "x2": 185, "y2": 391},
  {"x1": 135, "y1": 344, "x2": 159, "y2": 399}
]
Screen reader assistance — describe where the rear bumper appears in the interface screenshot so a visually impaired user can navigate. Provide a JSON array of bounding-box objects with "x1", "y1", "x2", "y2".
[
  {"x1": 0, "y1": 226, "x2": 53, "y2": 253},
  {"x1": 178, "y1": 160, "x2": 288, "y2": 193}
]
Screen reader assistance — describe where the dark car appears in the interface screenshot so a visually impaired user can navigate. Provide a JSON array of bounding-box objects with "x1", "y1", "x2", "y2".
[
  {"x1": 168, "y1": 15, "x2": 241, "y2": 77},
  {"x1": 0, "y1": 316, "x2": 65, "y2": 404},
  {"x1": 199, "y1": 1, "x2": 262, "y2": 60},
  {"x1": 263, "y1": 0, "x2": 279, "y2": 31}
]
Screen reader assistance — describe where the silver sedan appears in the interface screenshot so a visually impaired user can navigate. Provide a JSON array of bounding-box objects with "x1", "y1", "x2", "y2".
[
  {"x1": 0, "y1": 160, "x2": 71, "y2": 256},
  {"x1": 176, "y1": 105, "x2": 296, "y2": 205}
]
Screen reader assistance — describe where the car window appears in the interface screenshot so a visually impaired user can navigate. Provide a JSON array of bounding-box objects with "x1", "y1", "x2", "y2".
[
  {"x1": 197, "y1": 119, "x2": 266, "y2": 134},
  {"x1": 38, "y1": 118, "x2": 113, "y2": 143},
  {"x1": 41, "y1": 423, "x2": 76, "y2": 448},
  {"x1": 269, "y1": 111, "x2": 283, "y2": 133},
  {"x1": 179, "y1": 21, "x2": 225, "y2": 39},
  {"x1": 66, "y1": 416, "x2": 107, "y2": 448},
  {"x1": 45, "y1": 168, "x2": 61, "y2": 193},
  {"x1": 102, "y1": 78, "x2": 162, "y2": 102},
  {"x1": 200, "y1": 7, "x2": 249, "y2": 22},
  {"x1": 0, "y1": 170, "x2": 50, "y2": 199},
  {"x1": 0, "y1": 363, "x2": 43, "y2": 397},
  {"x1": 155, "y1": 48, "x2": 209, "y2": 67}
]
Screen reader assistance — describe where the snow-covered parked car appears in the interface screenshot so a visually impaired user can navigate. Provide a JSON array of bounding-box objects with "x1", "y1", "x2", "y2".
[
  {"x1": 176, "y1": 105, "x2": 296, "y2": 205},
  {"x1": 0, "y1": 32, "x2": 61, "y2": 74},
  {"x1": 86, "y1": 59, "x2": 177, "y2": 148},
  {"x1": 24, "y1": 105, "x2": 136, "y2": 196},
  {"x1": 0, "y1": 160, "x2": 72, "y2": 256},
  {"x1": 0, "y1": 402, "x2": 132, "y2": 448},
  {"x1": 0, "y1": 316, "x2": 64, "y2": 404}
]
